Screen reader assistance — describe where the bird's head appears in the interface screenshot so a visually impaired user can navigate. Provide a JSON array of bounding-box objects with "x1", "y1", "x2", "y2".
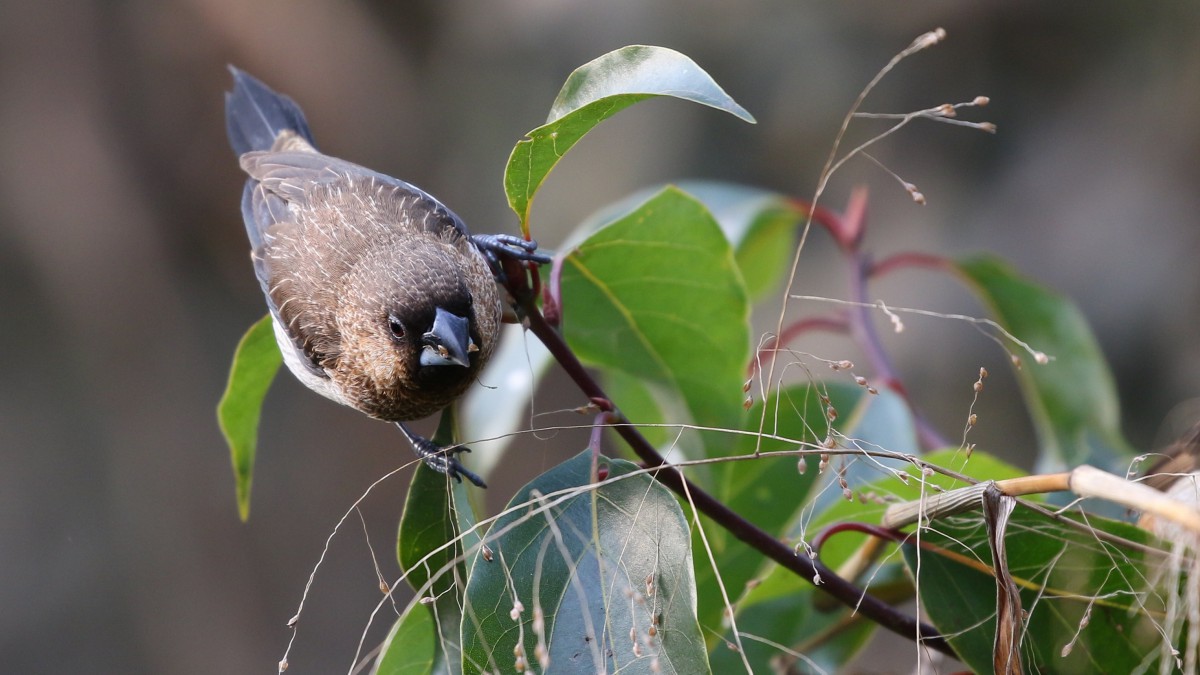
[{"x1": 331, "y1": 237, "x2": 501, "y2": 421}]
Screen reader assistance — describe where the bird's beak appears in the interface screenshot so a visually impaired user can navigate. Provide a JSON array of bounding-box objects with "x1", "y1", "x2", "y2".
[{"x1": 420, "y1": 307, "x2": 475, "y2": 368}]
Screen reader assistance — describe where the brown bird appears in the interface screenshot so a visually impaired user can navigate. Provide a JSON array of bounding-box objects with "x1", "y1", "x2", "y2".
[{"x1": 225, "y1": 67, "x2": 547, "y2": 486}]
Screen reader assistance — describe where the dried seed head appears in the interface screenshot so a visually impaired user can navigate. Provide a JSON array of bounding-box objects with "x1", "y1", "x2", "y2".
[
  {"x1": 743, "y1": 395, "x2": 753, "y2": 410},
  {"x1": 843, "y1": 487, "x2": 853, "y2": 501},
  {"x1": 910, "y1": 190, "x2": 926, "y2": 205},
  {"x1": 419, "y1": 596, "x2": 435, "y2": 605},
  {"x1": 938, "y1": 103, "x2": 956, "y2": 117},
  {"x1": 854, "y1": 375, "x2": 868, "y2": 386},
  {"x1": 979, "y1": 121, "x2": 997, "y2": 133},
  {"x1": 974, "y1": 96, "x2": 990, "y2": 106},
  {"x1": 867, "y1": 387, "x2": 878, "y2": 395},
  {"x1": 287, "y1": 614, "x2": 299, "y2": 628},
  {"x1": 742, "y1": 378, "x2": 753, "y2": 393},
  {"x1": 826, "y1": 406, "x2": 838, "y2": 422},
  {"x1": 648, "y1": 624, "x2": 658, "y2": 638},
  {"x1": 973, "y1": 380, "x2": 983, "y2": 393},
  {"x1": 632, "y1": 643, "x2": 643, "y2": 658},
  {"x1": 896, "y1": 470, "x2": 910, "y2": 484},
  {"x1": 645, "y1": 573, "x2": 655, "y2": 596},
  {"x1": 279, "y1": 659, "x2": 289, "y2": 673},
  {"x1": 980, "y1": 367, "x2": 989, "y2": 379},
  {"x1": 1034, "y1": 351, "x2": 1049, "y2": 365},
  {"x1": 968, "y1": 413, "x2": 978, "y2": 427},
  {"x1": 379, "y1": 580, "x2": 390, "y2": 594},
  {"x1": 481, "y1": 544, "x2": 494, "y2": 562},
  {"x1": 797, "y1": 456, "x2": 808, "y2": 475}
]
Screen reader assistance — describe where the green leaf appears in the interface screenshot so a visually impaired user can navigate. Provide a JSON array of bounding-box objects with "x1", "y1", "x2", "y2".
[
  {"x1": 394, "y1": 411, "x2": 480, "y2": 674},
  {"x1": 560, "y1": 186, "x2": 750, "y2": 432},
  {"x1": 902, "y1": 505, "x2": 1178, "y2": 673},
  {"x1": 217, "y1": 314, "x2": 282, "y2": 521},
  {"x1": 955, "y1": 256, "x2": 1133, "y2": 470},
  {"x1": 505, "y1": 45, "x2": 755, "y2": 234},
  {"x1": 673, "y1": 181, "x2": 804, "y2": 301},
  {"x1": 462, "y1": 450, "x2": 708, "y2": 674},
  {"x1": 374, "y1": 606, "x2": 436, "y2": 675}
]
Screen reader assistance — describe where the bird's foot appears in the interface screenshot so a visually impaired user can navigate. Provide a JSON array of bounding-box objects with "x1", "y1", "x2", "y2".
[
  {"x1": 396, "y1": 422, "x2": 487, "y2": 488},
  {"x1": 471, "y1": 234, "x2": 551, "y2": 283}
]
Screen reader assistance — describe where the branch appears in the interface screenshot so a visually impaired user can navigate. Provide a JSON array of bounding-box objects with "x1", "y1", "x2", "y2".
[{"x1": 516, "y1": 286, "x2": 954, "y2": 656}]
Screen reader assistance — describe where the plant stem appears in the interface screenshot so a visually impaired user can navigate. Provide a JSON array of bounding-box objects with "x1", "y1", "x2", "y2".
[{"x1": 519, "y1": 294, "x2": 953, "y2": 656}]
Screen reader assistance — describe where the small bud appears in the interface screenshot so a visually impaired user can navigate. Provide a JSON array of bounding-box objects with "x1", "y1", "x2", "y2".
[
  {"x1": 867, "y1": 387, "x2": 878, "y2": 395},
  {"x1": 1011, "y1": 354, "x2": 1023, "y2": 369},
  {"x1": 826, "y1": 406, "x2": 838, "y2": 422},
  {"x1": 822, "y1": 435, "x2": 837, "y2": 449},
  {"x1": 854, "y1": 375, "x2": 867, "y2": 386},
  {"x1": 743, "y1": 395, "x2": 753, "y2": 410},
  {"x1": 895, "y1": 470, "x2": 910, "y2": 484},
  {"x1": 966, "y1": 442, "x2": 976, "y2": 458},
  {"x1": 632, "y1": 643, "x2": 643, "y2": 658},
  {"x1": 742, "y1": 378, "x2": 752, "y2": 393},
  {"x1": 910, "y1": 190, "x2": 926, "y2": 205},
  {"x1": 535, "y1": 644, "x2": 549, "y2": 669},
  {"x1": 968, "y1": 413, "x2": 978, "y2": 427},
  {"x1": 514, "y1": 655, "x2": 528, "y2": 672},
  {"x1": 481, "y1": 544, "x2": 494, "y2": 562},
  {"x1": 287, "y1": 614, "x2": 299, "y2": 628},
  {"x1": 979, "y1": 367, "x2": 989, "y2": 379},
  {"x1": 379, "y1": 580, "x2": 390, "y2": 594},
  {"x1": 839, "y1": 360, "x2": 854, "y2": 370},
  {"x1": 797, "y1": 456, "x2": 807, "y2": 474},
  {"x1": 419, "y1": 596, "x2": 436, "y2": 605},
  {"x1": 973, "y1": 381, "x2": 983, "y2": 393},
  {"x1": 645, "y1": 573, "x2": 655, "y2": 596},
  {"x1": 979, "y1": 122, "x2": 997, "y2": 133},
  {"x1": 843, "y1": 487, "x2": 853, "y2": 501},
  {"x1": 510, "y1": 600, "x2": 525, "y2": 621},
  {"x1": 922, "y1": 467, "x2": 934, "y2": 477},
  {"x1": 938, "y1": 103, "x2": 956, "y2": 117},
  {"x1": 973, "y1": 96, "x2": 990, "y2": 106},
  {"x1": 279, "y1": 659, "x2": 289, "y2": 673},
  {"x1": 1034, "y1": 351, "x2": 1049, "y2": 365},
  {"x1": 651, "y1": 657, "x2": 661, "y2": 672},
  {"x1": 533, "y1": 607, "x2": 545, "y2": 633},
  {"x1": 514, "y1": 643, "x2": 525, "y2": 658},
  {"x1": 630, "y1": 626, "x2": 637, "y2": 643}
]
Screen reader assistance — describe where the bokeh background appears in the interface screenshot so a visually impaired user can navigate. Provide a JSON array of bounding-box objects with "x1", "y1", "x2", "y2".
[{"x1": 3, "y1": 1, "x2": 1198, "y2": 673}]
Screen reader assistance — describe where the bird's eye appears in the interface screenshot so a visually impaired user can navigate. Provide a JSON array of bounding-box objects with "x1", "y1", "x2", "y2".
[{"x1": 387, "y1": 315, "x2": 406, "y2": 339}]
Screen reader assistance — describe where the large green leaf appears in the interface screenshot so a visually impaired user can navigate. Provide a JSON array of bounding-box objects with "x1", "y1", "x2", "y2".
[
  {"x1": 391, "y1": 412, "x2": 481, "y2": 674},
  {"x1": 955, "y1": 256, "x2": 1133, "y2": 470},
  {"x1": 217, "y1": 314, "x2": 282, "y2": 521},
  {"x1": 461, "y1": 450, "x2": 708, "y2": 674},
  {"x1": 560, "y1": 186, "x2": 750, "y2": 432},
  {"x1": 902, "y1": 505, "x2": 1178, "y2": 672},
  {"x1": 674, "y1": 181, "x2": 805, "y2": 301},
  {"x1": 505, "y1": 45, "x2": 755, "y2": 234}
]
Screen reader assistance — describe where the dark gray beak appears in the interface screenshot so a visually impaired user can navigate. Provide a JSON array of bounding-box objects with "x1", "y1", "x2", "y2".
[{"x1": 420, "y1": 307, "x2": 475, "y2": 368}]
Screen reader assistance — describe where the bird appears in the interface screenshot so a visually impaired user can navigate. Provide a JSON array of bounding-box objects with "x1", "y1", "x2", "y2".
[{"x1": 224, "y1": 67, "x2": 548, "y2": 487}]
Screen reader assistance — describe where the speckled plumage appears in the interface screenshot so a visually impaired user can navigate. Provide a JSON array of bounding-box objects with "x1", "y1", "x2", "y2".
[
  {"x1": 224, "y1": 67, "x2": 531, "y2": 485},
  {"x1": 239, "y1": 135, "x2": 500, "y2": 421}
]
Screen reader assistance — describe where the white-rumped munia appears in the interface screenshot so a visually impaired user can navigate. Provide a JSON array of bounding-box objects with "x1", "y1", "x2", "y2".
[{"x1": 225, "y1": 67, "x2": 547, "y2": 487}]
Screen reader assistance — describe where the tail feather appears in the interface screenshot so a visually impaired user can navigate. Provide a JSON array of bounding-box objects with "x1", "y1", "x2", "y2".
[{"x1": 225, "y1": 66, "x2": 315, "y2": 155}]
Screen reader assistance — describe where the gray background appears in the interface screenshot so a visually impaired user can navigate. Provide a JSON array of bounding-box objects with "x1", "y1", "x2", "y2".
[{"x1": 2, "y1": 1, "x2": 1198, "y2": 673}]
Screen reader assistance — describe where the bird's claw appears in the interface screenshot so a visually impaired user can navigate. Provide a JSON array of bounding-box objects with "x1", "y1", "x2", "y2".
[
  {"x1": 397, "y1": 422, "x2": 487, "y2": 488},
  {"x1": 471, "y1": 234, "x2": 551, "y2": 284}
]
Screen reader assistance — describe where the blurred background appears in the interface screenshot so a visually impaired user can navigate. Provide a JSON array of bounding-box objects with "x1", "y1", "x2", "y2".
[{"x1": 2, "y1": 1, "x2": 1198, "y2": 673}]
